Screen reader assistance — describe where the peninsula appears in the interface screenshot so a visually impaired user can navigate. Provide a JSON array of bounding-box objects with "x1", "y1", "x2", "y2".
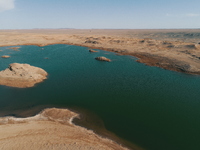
[{"x1": 0, "y1": 108, "x2": 131, "y2": 150}]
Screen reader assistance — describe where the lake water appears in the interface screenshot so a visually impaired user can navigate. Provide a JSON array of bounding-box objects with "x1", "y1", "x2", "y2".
[{"x1": 1, "y1": 44, "x2": 200, "y2": 150}]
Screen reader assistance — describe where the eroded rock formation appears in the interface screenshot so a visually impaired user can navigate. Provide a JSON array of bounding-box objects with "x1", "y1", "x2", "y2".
[
  {"x1": 89, "y1": 49, "x2": 98, "y2": 53},
  {"x1": 1, "y1": 55, "x2": 10, "y2": 58},
  {"x1": 95, "y1": 56, "x2": 111, "y2": 62},
  {"x1": 0, "y1": 63, "x2": 48, "y2": 88}
]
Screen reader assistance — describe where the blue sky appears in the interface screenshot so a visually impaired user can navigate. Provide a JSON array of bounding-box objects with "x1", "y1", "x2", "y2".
[{"x1": 0, "y1": 0, "x2": 200, "y2": 29}]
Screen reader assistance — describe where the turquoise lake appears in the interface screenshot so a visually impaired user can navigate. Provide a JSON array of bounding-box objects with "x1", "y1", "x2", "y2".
[{"x1": 1, "y1": 44, "x2": 200, "y2": 150}]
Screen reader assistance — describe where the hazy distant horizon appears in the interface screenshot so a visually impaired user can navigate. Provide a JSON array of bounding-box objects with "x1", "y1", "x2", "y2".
[
  {"x1": 1, "y1": 28, "x2": 200, "y2": 30},
  {"x1": 0, "y1": 0, "x2": 200, "y2": 29}
]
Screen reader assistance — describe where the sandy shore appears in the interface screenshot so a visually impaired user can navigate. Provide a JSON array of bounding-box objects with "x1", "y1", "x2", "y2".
[
  {"x1": 1, "y1": 29, "x2": 200, "y2": 75},
  {"x1": 0, "y1": 108, "x2": 140, "y2": 150}
]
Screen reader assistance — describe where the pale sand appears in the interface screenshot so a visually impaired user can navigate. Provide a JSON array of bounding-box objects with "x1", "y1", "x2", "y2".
[
  {"x1": 0, "y1": 108, "x2": 140, "y2": 150},
  {"x1": 1, "y1": 29, "x2": 200, "y2": 74}
]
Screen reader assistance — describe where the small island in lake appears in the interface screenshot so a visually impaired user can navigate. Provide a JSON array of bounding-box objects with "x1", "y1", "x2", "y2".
[{"x1": 0, "y1": 63, "x2": 48, "y2": 88}]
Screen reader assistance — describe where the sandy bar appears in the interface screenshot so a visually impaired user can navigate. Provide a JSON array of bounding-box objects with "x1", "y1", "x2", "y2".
[{"x1": 1, "y1": 29, "x2": 200, "y2": 75}]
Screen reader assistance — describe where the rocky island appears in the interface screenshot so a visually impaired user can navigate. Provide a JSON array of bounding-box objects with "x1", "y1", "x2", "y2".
[
  {"x1": 0, "y1": 63, "x2": 48, "y2": 88},
  {"x1": 1, "y1": 55, "x2": 10, "y2": 58},
  {"x1": 89, "y1": 49, "x2": 98, "y2": 53},
  {"x1": 95, "y1": 56, "x2": 111, "y2": 62}
]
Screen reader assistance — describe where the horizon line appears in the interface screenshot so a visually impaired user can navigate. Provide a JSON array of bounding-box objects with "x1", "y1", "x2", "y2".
[{"x1": 1, "y1": 28, "x2": 200, "y2": 30}]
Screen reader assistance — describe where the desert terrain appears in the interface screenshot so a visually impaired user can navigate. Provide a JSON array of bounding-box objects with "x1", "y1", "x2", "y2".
[
  {"x1": 0, "y1": 29, "x2": 200, "y2": 150},
  {"x1": 1, "y1": 29, "x2": 200, "y2": 74},
  {"x1": 0, "y1": 108, "x2": 135, "y2": 150}
]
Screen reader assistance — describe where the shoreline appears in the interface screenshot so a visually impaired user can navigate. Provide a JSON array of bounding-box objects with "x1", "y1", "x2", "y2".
[
  {"x1": 71, "y1": 107, "x2": 142, "y2": 150},
  {"x1": 1, "y1": 29, "x2": 200, "y2": 149},
  {"x1": 2, "y1": 42, "x2": 200, "y2": 75},
  {"x1": 0, "y1": 106, "x2": 143, "y2": 150},
  {"x1": 1, "y1": 29, "x2": 200, "y2": 75}
]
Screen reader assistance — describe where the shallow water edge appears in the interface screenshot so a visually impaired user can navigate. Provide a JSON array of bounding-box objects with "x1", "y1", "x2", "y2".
[{"x1": 0, "y1": 106, "x2": 143, "y2": 150}]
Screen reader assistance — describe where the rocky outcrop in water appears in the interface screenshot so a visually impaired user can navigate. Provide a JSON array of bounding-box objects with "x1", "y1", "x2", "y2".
[
  {"x1": 0, "y1": 63, "x2": 48, "y2": 88},
  {"x1": 95, "y1": 56, "x2": 111, "y2": 62},
  {"x1": 8, "y1": 47, "x2": 20, "y2": 50},
  {"x1": 1, "y1": 55, "x2": 10, "y2": 58},
  {"x1": 89, "y1": 49, "x2": 98, "y2": 53}
]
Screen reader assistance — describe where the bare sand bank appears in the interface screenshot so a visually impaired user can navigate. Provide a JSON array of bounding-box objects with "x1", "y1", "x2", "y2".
[
  {"x1": 1, "y1": 29, "x2": 200, "y2": 75},
  {"x1": 0, "y1": 108, "x2": 143, "y2": 150}
]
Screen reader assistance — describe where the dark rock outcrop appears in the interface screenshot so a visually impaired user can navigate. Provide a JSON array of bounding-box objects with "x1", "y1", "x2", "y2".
[
  {"x1": 85, "y1": 40, "x2": 99, "y2": 44},
  {"x1": 89, "y1": 49, "x2": 98, "y2": 53},
  {"x1": 95, "y1": 57, "x2": 111, "y2": 62}
]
